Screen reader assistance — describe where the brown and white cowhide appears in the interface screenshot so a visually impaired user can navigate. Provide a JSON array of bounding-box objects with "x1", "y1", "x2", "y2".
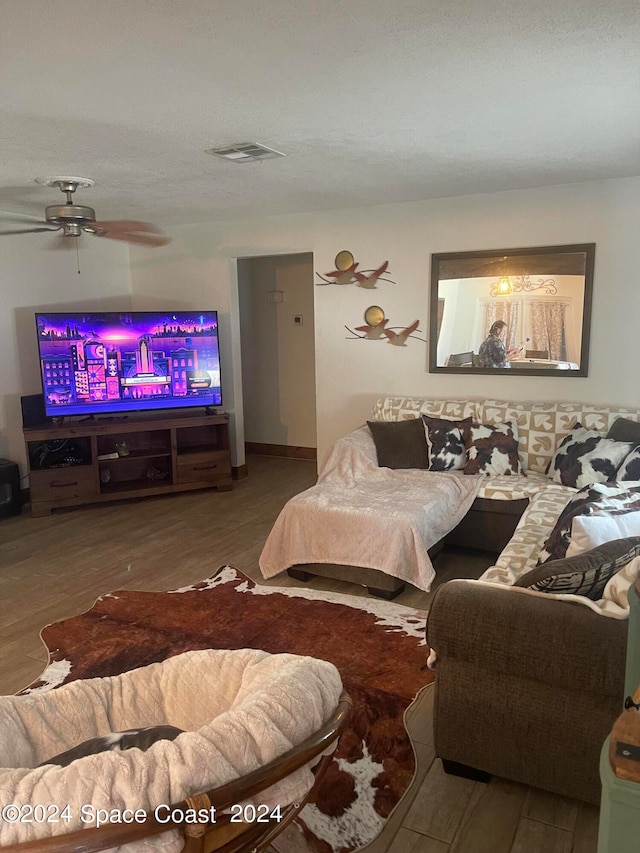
[
  {"x1": 464, "y1": 421, "x2": 521, "y2": 476},
  {"x1": 24, "y1": 567, "x2": 431, "y2": 853}
]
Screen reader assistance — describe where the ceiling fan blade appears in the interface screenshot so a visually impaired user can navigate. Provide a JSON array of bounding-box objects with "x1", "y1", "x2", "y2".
[
  {"x1": 93, "y1": 230, "x2": 171, "y2": 247},
  {"x1": 91, "y1": 220, "x2": 170, "y2": 247},
  {"x1": 92, "y1": 220, "x2": 163, "y2": 233},
  {"x1": 0, "y1": 226, "x2": 60, "y2": 236},
  {"x1": 0, "y1": 211, "x2": 49, "y2": 225}
]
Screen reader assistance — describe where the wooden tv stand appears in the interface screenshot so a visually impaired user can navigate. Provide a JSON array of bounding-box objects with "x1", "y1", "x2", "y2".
[{"x1": 23, "y1": 412, "x2": 232, "y2": 517}]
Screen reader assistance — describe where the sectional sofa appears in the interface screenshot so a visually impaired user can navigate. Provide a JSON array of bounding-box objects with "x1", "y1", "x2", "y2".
[
  {"x1": 262, "y1": 396, "x2": 640, "y2": 597},
  {"x1": 261, "y1": 395, "x2": 640, "y2": 802},
  {"x1": 368, "y1": 396, "x2": 640, "y2": 803},
  {"x1": 428, "y1": 484, "x2": 632, "y2": 804}
]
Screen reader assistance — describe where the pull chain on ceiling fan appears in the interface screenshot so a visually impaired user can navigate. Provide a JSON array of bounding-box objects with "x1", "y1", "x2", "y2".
[{"x1": 0, "y1": 177, "x2": 171, "y2": 248}]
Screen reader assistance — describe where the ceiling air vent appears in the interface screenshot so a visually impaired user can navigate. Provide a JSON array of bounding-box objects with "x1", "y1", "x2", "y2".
[{"x1": 205, "y1": 142, "x2": 285, "y2": 163}]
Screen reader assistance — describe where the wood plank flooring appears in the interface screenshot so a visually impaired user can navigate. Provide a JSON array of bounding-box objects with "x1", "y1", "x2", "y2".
[{"x1": 0, "y1": 455, "x2": 599, "y2": 852}]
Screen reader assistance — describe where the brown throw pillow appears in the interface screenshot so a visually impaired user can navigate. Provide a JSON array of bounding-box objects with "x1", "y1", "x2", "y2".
[
  {"x1": 516, "y1": 537, "x2": 640, "y2": 600},
  {"x1": 607, "y1": 417, "x2": 640, "y2": 445},
  {"x1": 367, "y1": 418, "x2": 429, "y2": 469},
  {"x1": 422, "y1": 415, "x2": 473, "y2": 471},
  {"x1": 463, "y1": 422, "x2": 522, "y2": 476}
]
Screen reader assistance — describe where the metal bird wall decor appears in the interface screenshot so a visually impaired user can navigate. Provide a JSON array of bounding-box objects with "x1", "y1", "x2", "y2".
[
  {"x1": 345, "y1": 307, "x2": 426, "y2": 346},
  {"x1": 316, "y1": 251, "x2": 395, "y2": 288}
]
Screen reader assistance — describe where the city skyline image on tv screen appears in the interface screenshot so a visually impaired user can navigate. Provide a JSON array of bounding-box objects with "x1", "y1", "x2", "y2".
[{"x1": 35, "y1": 311, "x2": 222, "y2": 417}]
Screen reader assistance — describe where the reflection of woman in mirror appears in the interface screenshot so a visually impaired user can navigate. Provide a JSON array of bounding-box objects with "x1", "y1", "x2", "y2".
[{"x1": 478, "y1": 320, "x2": 519, "y2": 368}]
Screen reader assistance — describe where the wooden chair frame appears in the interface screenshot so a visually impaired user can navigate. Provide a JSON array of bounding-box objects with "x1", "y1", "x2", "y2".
[
  {"x1": 524, "y1": 349, "x2": 550, "y2": 359},
  {"x1": 2, "y1": 692, "x2": 353, "y2": 853},
  {"x1": 447, "y1": 351, "x2": 474, "y2": 367}
]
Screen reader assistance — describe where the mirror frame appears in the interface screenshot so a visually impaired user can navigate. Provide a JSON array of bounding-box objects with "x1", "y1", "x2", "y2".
[{"x1": 429, "y1": 243, "x2": 595, "y2": 377}]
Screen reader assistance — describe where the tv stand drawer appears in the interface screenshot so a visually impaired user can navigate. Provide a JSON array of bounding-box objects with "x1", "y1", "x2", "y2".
[
  {"x1": 24, "y1": 414, "x2": 232, "y2": 515},
  {"x1": 177, "y1": 451, "x2": 231, "y2": 484},
  {"x1": 30, "y1": 467, "x2": 95, "y2": 501}
]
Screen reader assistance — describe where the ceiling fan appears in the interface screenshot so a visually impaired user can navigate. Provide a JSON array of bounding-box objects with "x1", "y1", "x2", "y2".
[{"x1": 0, "y1": 177, "x2": 170, "y2": 247}]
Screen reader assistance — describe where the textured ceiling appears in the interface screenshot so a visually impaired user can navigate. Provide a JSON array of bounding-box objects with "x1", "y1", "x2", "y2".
[{"x1": 1, "y1": 0, "x2": 639, "y2": 227}]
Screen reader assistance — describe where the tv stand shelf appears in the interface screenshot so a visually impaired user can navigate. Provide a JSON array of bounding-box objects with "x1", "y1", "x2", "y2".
[{"x1": 23, "y1": 412, "x2": 232, "y2": 516}]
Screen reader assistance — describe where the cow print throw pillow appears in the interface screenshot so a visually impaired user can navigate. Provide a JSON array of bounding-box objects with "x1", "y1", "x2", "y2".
[
  {"x1": 517, "y1": 536, "x2": 640, "y2": 600},
  {"x1": 618, "y1": 447, "x2": 640, "y2": 482},
  {"x1": 422, "y1": 415, "x2": 473, "y2": 471},
  {"x1": 548, "y1": 424, "x2": 634, "y2": 489},
  {"x1": 463, "y1": 421, "x2": 522, "y2": 476},
  {"x1": 38, "y1": 725, "x2": 184, "y2": 767},
  {"x1": 538, "y1": 481, "x2": 640, "y2": 564}
]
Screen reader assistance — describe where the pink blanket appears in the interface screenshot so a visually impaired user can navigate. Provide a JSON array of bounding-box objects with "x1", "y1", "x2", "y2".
[{"x1": 260, "y1": 426, "x2": 481, "y2": 592}]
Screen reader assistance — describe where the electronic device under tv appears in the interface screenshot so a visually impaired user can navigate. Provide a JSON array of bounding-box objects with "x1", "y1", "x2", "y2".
[{"x1": 35, "y1": 311, "x2": 222, "y2": 417}]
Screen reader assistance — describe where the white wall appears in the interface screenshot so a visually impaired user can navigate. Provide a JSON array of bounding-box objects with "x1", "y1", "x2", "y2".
[
  {"x1": 129, "y1": 176, "x2": 640, "y2": 467},
  {"x1": 0, "y1": 236, "x2": 132, "y2": 474},
  {"x1": 238, "y1": 254, "x2": 316, "y2": 448}
]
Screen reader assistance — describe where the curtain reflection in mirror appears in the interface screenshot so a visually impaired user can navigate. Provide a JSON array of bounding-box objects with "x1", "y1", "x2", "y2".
[
  {"x1": 530, "y1": 301, "x2": 567, "y2": 361},
  {"x1": 437, "y1": 279, "x2": 582, "y2": 367}
]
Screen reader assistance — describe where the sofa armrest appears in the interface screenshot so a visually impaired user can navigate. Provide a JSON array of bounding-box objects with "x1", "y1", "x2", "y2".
[
  {"x1": 427, "y1": 579, "x2": 627, "y2": 698},
  {"x1": 317, "y1": 425, "x2": 378, "y2": 480}
]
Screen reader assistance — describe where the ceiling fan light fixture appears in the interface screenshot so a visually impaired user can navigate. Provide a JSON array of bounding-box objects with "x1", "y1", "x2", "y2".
[{"x1": 61, "y1": 223, "x2": 82, "y2": 237}]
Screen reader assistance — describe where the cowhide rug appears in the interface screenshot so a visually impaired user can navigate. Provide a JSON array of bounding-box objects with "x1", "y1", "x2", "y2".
[{"x1": 26, "y1": 566, "x2": 432, "y2": 853}]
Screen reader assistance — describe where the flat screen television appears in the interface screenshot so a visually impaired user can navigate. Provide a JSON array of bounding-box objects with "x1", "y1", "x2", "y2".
[{"x1": 35, "y1": 311, "x2": 222, "y2": 417}]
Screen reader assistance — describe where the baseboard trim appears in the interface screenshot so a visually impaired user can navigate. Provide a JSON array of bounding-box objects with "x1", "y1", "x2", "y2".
[
  {"x1": 245, "y1": 443, "x2": 317, "y2": 461},
  {"x1": 232, "y1": 464, "x2": 249, "y2": 480}
]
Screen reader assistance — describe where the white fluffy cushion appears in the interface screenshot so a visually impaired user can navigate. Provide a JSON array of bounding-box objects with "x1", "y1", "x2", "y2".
[
  {"x1": 0, "y1": 649, "x2": 343, "y2": 850},
  {"x1": 566, "y1": 510, "x2": 640, "y2": 557}
]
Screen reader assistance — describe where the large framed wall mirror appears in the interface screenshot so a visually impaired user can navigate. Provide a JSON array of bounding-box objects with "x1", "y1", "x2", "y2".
[{"x1": 429, "y1": 243, "x2": 595, "y2": 376}]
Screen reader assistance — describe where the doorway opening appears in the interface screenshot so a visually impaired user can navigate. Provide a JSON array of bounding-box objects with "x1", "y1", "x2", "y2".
[{"x1": 237, "y1": 253, "x2": 316, "y2": 461}]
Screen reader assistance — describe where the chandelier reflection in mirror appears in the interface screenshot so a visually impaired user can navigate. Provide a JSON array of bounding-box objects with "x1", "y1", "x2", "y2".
[{"x1": 490, "y1": 274, "x2": 558, "y2": 297}]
